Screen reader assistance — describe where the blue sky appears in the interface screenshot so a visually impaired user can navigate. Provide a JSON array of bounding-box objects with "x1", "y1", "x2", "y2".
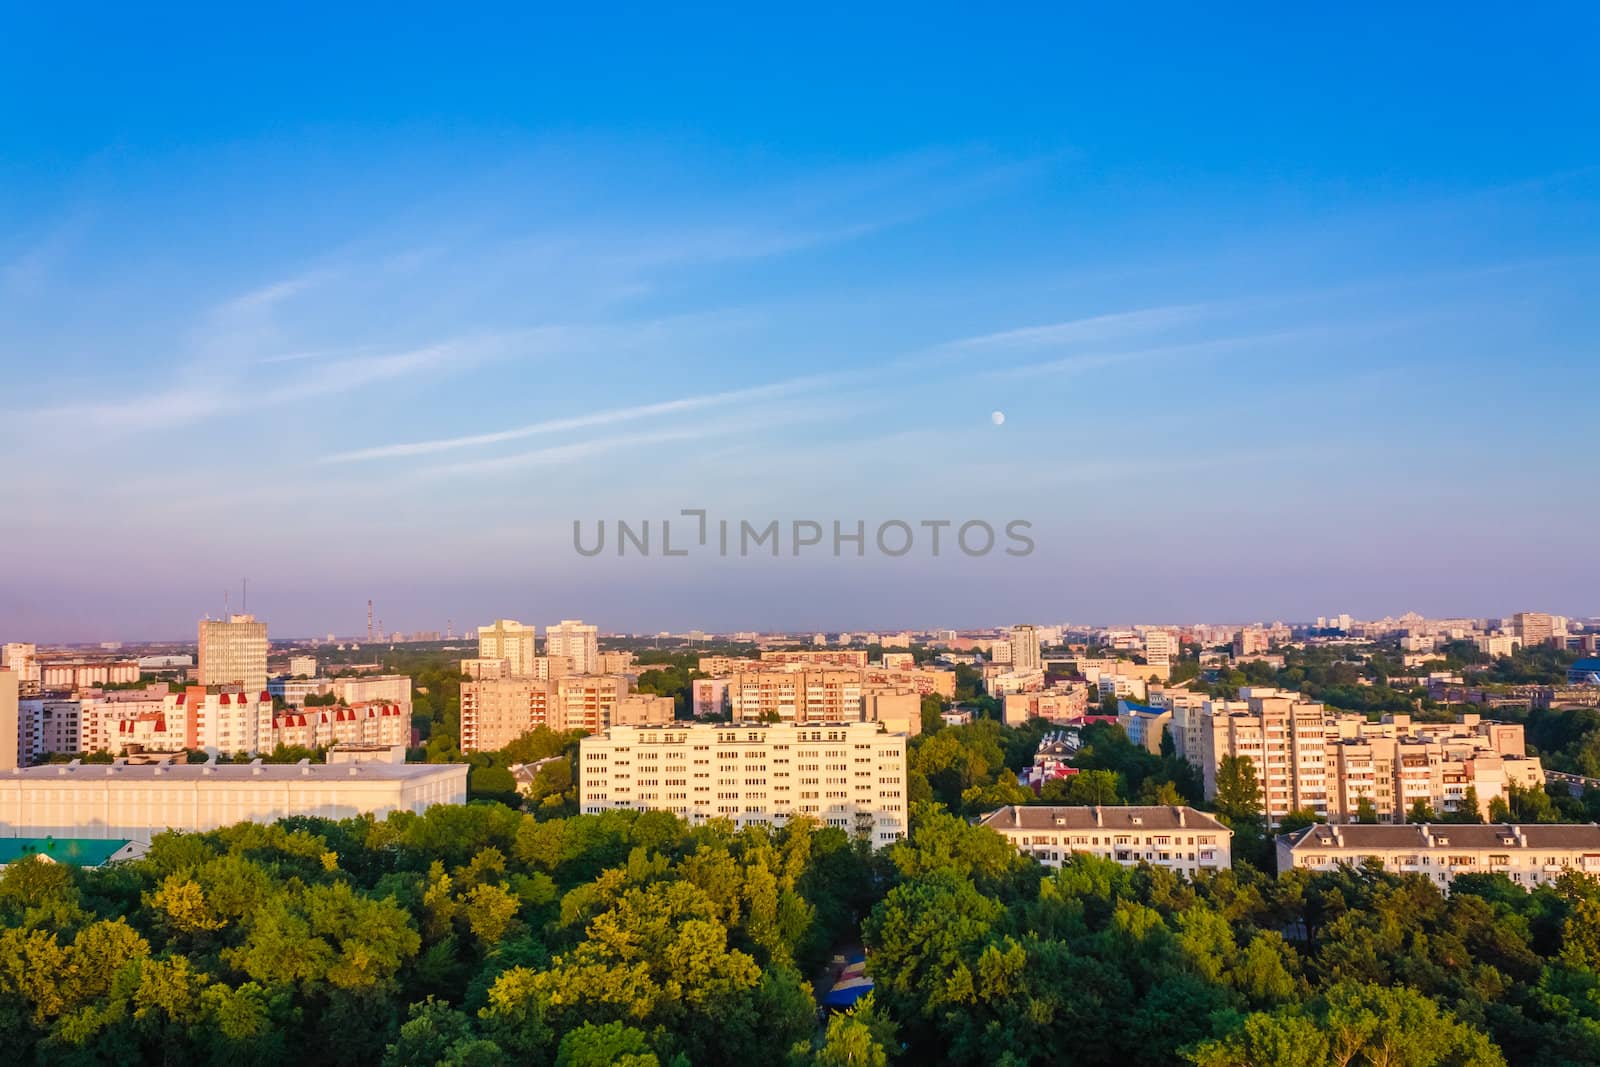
[{"x1": 2, "y1": 7, "x2": 1597, "y2": 641}]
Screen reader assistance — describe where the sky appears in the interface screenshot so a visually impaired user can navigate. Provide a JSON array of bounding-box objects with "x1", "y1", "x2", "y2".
[{"x1": 2, "y1": 7, "x2": 1598, "y2": 641}]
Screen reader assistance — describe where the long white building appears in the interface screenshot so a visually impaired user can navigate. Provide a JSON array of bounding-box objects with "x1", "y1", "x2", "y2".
[
  {"x1": 1279, "y1": 822, "x2": 1600, "y2": 889},
  {"x1": 0, "y1": 758, "x2": 467, "y2": 842},
  {"x1": 579, "y1": 720, "x2": 908, "y2": 846},
  {"x1": 978, "y1": 804, "x2": 1232, "y2": 876}
]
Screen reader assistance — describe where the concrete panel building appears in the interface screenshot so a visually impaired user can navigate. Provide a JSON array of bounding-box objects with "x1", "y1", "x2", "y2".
[
  {"x1": 579, "y1": 720, "x2": 908, "y2": 846},
  {"x1": 1279, "y1": 822, "x2": 1600, "y2": 889},
  {"x1": 198, "y1": 615, "x2": 268, "y2": 693}
]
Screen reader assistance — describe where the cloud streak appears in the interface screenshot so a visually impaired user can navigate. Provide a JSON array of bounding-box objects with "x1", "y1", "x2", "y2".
[{"x1": 318, "y1": 371, "x2": 853, "y2": 464}]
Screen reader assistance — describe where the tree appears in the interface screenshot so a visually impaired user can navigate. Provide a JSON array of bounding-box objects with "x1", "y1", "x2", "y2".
[
  {"x1": 801, "y1": 994, "x2": 897, "y2": 1067},
  {"x1": 1275, "y1": 809, "x2": 1324, "y2": 836},
  {"x1": 555, "y1": 1021, "x2": 660, "y2": 1067},
  {"x1": 1215, "y1": 755, "x2": 1262, "y2": 825},
  {"x1": 1355, "y1": 796, "x2": 1379, "y2": 824},
  {"x1": 1407, "y1": 798, "x2": 1439, "y2": 824}
]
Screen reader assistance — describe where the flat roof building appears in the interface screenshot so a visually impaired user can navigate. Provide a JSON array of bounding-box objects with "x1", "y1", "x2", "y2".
[{"x1": 0, "y1": 758, "x2": 467, "y2": 843}]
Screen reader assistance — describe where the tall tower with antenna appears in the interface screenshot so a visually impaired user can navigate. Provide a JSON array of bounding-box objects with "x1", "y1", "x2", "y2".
[{"x1": 367, "y1": 600, "x2": 374, "y2": 644}]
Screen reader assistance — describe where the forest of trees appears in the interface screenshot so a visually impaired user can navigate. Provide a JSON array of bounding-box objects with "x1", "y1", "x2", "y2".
[
  {"x1": 12, "y1": 643, "x2": 1600, "y2": 1063},
  {"x1": 11, "y1": 792, "x2": 1600, "y2": 1064}
]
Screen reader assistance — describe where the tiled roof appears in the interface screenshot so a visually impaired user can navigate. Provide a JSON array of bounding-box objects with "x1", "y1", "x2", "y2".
[{"x1": 978, "y1": 805, "x2": 1230, "y2": 834}]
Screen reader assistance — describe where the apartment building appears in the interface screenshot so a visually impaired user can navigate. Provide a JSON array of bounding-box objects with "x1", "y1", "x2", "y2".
[
  {"x1": 288, "y1": 655, "x2": 318, "y2": 678},
  {"x1": 1189, "y1": 688, "x2": 1330, "y2": 826},
  {"x1": 1003, "y1": 685, "x2": 1090, "y2": 727},
  {"x1": 979, "y1": 805, "x2": 1231, "y2": 876},
  {"x1": 2, "y1": 644, "x2": 40, "y2": 687},
  {"x1": 546, "y1": 620, "x2": 599, "y2": 675},
  {"x1": 1279, "y1": 822, "x2": 1600, "y2": 889},
  {"x1": 198, "y1": 615, "x2": 269, "y2": 693},
  {"x1": 578, "y1": 720, "x2": 908, "y2": 845},
  {"x1": 1166, "y1": 687, "x2": 1544, "y2": 825},
  {"x1": 477, "y1": 619, "x2": 539, "y2": 676},
  {"x1": 332, "y1": 674, "x2": 413, "y2": 716},
  {"x1": 1143, "y1": 630, "x2": 1179, "y2": 672},
  {"x1": 459, "y1": 674, "x2": 668, "y2": 751},
  {"x1": 271, "y1": 702, "x2": 408, "y2": 750},
  {"x1": 692, "y1": 678, "x2": 731, "y2": 718},
  {"x1": 728, "y1": 669, "x2": 865, "y2": 722},
  {"x1": 1008, "y1": 625, "x2": 1043, "y2": 674},
  {"x1": 1233, "y1": 627, "x2": 1272, "y2": 657},
  {"x1": 1514, "y1": 612, "x2": 1555, "y2": 648},
  {"x1": 759, "y1": 649, "x2": 871, "y2": 669},
  {"x1": 0, "y1": 758, "x2": 466, "y2": 843}
]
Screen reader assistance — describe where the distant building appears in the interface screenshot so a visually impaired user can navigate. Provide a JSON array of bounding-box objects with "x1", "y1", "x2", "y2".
[
  {"x1": 198, "y1": 615, "x2": 269, "y2": 693},
  {"x1": 478, "y1": 620, "x2": 538, "y2": 676},
  {"x1": 546, "y1": 620, "x2": 599, "y2": 675},
  {"x1": 1514, "y1": 612, "x2": 1555, "y2": 648},
  {"x1": 1003, "y1": 686, "x2": 1090, "y2": 727},
  {"x1": 288, "y1": 655, "x2": 318, "y2": 678},
  {"x1": 1008, "y1": 626, "x2": 1042, "y2": 674},
  {"x1": 0, "y1": 758, "x2": 467, "y2": 843},
  {"x1": 692, "y1": 678, "x2": 730, "y2": 718},
  {"x1": 1279, "y1": 822, "x2": 1600, "y2": 889},
  {"x1": 1, "y1": 644, "x2": 39, "y2": 687},
  {"x1": 978, "y1": 805, "x2": 1232, "y2": 876}
]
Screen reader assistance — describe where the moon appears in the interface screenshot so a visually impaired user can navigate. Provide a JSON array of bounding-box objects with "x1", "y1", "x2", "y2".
[{"x1": 991, "y1": 410, "x2": 1006, "y2": 426}]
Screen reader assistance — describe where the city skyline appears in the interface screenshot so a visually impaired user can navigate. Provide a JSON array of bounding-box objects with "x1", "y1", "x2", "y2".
[{"x1": 4, "y1": 10, "x2": 1598, "y2": 640}]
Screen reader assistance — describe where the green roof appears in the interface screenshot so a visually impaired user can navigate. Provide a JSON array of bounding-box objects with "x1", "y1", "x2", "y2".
[{"x1": 0, "y1": 837, "x2": 133, "y2": 867}]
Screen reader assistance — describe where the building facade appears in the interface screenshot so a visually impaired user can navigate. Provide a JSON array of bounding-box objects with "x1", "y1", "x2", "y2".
[
  {"x1": 546, "y1": 620, "x2": 599, "y2": 675},
  {"x1": 0, "y1": 759, "x2": 467, "y2": 842},
  {"x1": 198, "y1": 615, "x2": 269, "y2": 693},
  {"x1": 1279, "y1": 822, "x2": 1600, "y2": 889},
  {"x1": 978, "y1": 805, "x2": 1232, "y2": 877},
  {"x1": 477, "y1": 620, "x2": 539, "y2": 676},
  {"x1": 579, "y1": 720, "x2": 908, "y2": 845}
]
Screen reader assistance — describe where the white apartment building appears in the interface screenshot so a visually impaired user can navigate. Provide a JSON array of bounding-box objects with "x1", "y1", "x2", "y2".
[
  {"x1": 579, "y1": 720, "x2": 908, "y2": 845},
  {"x1": 546, "y1": 620, "x2": 599, "y2": 675},
  {"x1": 0, "y1": 758, "x2": 467, "y2": 843},
  {"x1": 271, "y1": 702, "x2": 409, "y2": 750},
  {"x1": 979, "y1": 805, "x2": 1232, "y2": 876},
  {"x1": 478, "y1": 620, "x2": 539, "y2": 676},
  {"x1": 1143, "y1": 630, "x2": 1179, "y2": 671},
  {"x1": 288, "y1": 655, "x2": 319, "y2": 678},
  {"x1": 198, "y1": 615, "x2": 269, "y2": 693},
  {"x1": 1279, "y1": 823, "x2": 1600, "y2": 889}
]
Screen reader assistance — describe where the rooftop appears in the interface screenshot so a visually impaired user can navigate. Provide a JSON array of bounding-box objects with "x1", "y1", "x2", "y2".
[
  {"x1": 5, "y1": 759, "x2": 465, "y2": 782},
  {"x1": 1283, "y1": 822, "x2": 1600, "y2": 850},
  {"x1": 978, "y1": 805, "x2": 1230, "y2": 834}
]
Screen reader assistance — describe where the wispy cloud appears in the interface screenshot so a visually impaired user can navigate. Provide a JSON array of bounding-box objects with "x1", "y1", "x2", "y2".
[
  {"x1": 946, "y1": 303, "x2": 1212, "y2": 350},
  {"x1": 984, "y1": 327, "x2": 1319, "y2": 380},
  {"x1": 319, "y1": 371, "x2": 852, "y2": 464}
]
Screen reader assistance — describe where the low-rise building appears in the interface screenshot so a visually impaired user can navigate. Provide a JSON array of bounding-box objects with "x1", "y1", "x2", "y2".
[
  {"x1": 1278, "y1": 822, "x2": 1600, "y2": 889},
  {"x1": 0, "y1": 758, "x2": 467, "y2": 843},
  {"x1": 978, "y1": 805, "x2": 1232, "y2": 876}
]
